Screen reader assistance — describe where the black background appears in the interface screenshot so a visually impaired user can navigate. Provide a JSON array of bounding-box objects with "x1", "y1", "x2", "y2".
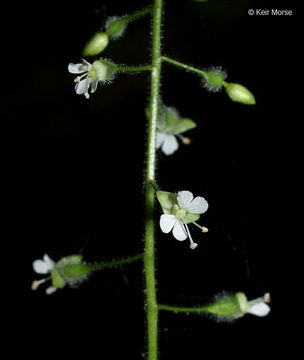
[{"x1": 1, "y1": 0, "x2": 301, "y2": 358}]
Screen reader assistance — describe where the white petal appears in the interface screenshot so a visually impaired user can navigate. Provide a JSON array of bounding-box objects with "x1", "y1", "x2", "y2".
[
  {"x1": 177, "y1": 191, "x2": 193, "y2": 209},
  {"x1": 75, "y1": 77, "x2": 90, "y2": 95},
  {"x1": 172, "y1": 220, "x2": 187, "y2": 241},
  {"x1": 156, "y1": 132, "x2": 166, "y2": 149},
  {"x1": 161, "y1": 134, "x2": 179, "y2": 155},
  {"x1": 68, "y1": 63, "x2": 88, "y2": 74},
  {"x1": 248, "y1": 303, "x2": 271, "y2": 317},
  {"x1": 46, "y1": 286, "x2": 57, "y2": 295},
  {"x1": 33, "y1": 260, "x2": 50, "y2": 274},
  {"x1": 90, "y1": 77, "x2": 99, "y2": 93},
  {"x1": 187, "y1": 196, "x2": 209, "y2": 214},
  {"x1": 160, "y1": 214, "x2": 177, "y2": 233},
  {"x1": 43, "y1": 254, "x2": 55, "y2": 269}
]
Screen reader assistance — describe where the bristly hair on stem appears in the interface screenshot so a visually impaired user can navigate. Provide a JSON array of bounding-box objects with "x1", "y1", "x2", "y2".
[{"x1": 144, "y1": 0, "x2": 163, "y2": 359}]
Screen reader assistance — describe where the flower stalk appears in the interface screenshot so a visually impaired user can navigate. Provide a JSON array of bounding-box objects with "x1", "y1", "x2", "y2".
[
  {"x1": 162, "y1": 56, "x2": 209, "y2": 80},
  {"x1": 117, "y1": 64, "x2": 152, "y2": 73},
  {"x1": 158, "y1": 292, "x2": 271, "y2": 321}
]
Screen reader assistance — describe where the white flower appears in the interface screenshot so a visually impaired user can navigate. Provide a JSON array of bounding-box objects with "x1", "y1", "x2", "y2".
[
  {"x1": 156, "y1": 132, "x2": 179, "y2": 155},
  {"x1": 160, "y1": 190, "x2": 208, "y2": 249},
  {"x1": 247, "y1": 293, "x2": 271, "y2": 317},
  {"x1": 31, "y1": 254, "x2": 57, "y2": 295},
  {"x1": 68, "y1": 59, "x2": 99, "y2": 99},
  {"x1": 155, "y1": 105, "x2": 196, "y2": 156}
]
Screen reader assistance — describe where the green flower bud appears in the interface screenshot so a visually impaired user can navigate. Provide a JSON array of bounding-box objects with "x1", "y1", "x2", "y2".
[
  {"x1": 223, "y1": 82, "x2": 256, "y2": 105},
  {"x1": 202, "y1": 291, "x2": 271, "y2": 321},
  {"x1": 88, "y1": 59, "x2": 118, "y2": 82},
  {"x1": 105, "y1": 16, "x2": 128, "y2": 39},
  {"x1": 83, "y1": 32, "x2": 109, "y2": 57}
]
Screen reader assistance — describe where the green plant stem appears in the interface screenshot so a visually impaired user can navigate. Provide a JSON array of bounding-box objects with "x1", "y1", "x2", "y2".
[
  {"x1": 124, "y1": 6, "x2": 153, "y2": 22},
  {"x1": 162, "y1": 56, "x2": 208, "y2": 80},
  {"x1": 117, "y1": 65, "x2": 152, "y2": 72},
  {"x1": 88, "y1": 254, "x2": 143, "y2": 270},
  {"x1": 158, "y1": 303, "x2": 207, "y2": 313},
  {"x1": 144, "y1": 0, "x2": 163, "y2": 359}
]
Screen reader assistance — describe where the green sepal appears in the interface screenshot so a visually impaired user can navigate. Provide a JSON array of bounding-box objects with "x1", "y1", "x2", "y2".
[
  {"x1": 90, "y1": 60, "x2": 118, "y2": 82},
  {"x1": 203, "y1": 292, "x2": 248, "y2": 320},
  {"x1": 61, "y1": 264, "x2": 92, "y2": 280},
  {"x1": 51, "y1": 268, "x2": 65, "y2": 289},
  {"x1": 235, "y1": 291, "x2": 249, "y2": 314},
  {"x1": 156, "y1": 191, "x2": 177, "y2": 214},
  {"x1": 106, "y1": 17, "x2": 128, "y2": 39},
  {"x1": 55, "y1": 254, "x2": 91, "y2": 287},
  {"x1": 224, "y1": 82, "x2": 256, "y2": 105},
  {"x1": 171, "y1": 118, "x2": 197, "y2": 135},
  {"x1": 151, "y1": 104, "x2": 197, "y2": 136},
  {"x1": 204, "y1": 71, "x2": 225, "y2": 88},
  {"x1": 164, "y1": 107, "x2": 178, "y2": 127},
  {"x1": 57, "y1": 254, "x2": 83, "y2": 267},
  {"x1": 83, "y1": 33, "x2": 109, "y2": 57},
  {"x1": 185, "y1": 212, "x2": 200, "y2": 223}
]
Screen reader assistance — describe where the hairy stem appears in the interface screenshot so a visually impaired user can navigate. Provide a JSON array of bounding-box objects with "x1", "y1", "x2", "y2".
[
  {"x1": 124, "y1": 6, "x2": 153, "y2": 22},
  {"x1": 144, "y1": 0, "x2": 163, "y2": 359},
  {"x1": 158, "y1": 303, "x2": 208, "y2": 313},
  {"x1": 117, "y1": 64, "x2": 152, "y2": 72},
  {"x1": 88, "y1": 254, "x2": 143, "y2": 270},
  {"x1": 162, "y1": 56, "x2": 208, "y2": 80}
]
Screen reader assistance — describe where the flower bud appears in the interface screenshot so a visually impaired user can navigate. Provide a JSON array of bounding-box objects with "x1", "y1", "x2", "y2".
[
  {"x1": 203, "y1": 292, "x2": 246, "y2": 321},
  {"x1": 89, "y1": 59, "x2": 118, "y2": 82},
  {"x1": 83, "y1": 32, "x2": 109, "y2": 57},
  {"x1": 202, "y1": 291, "x2": 270, "y2": 321},
  {"x1": 223, "y1": 82, "x2": 256, "y2": 105},
  {"x1": 106, "y1": 16, "x2": 128, "y2": 39}
]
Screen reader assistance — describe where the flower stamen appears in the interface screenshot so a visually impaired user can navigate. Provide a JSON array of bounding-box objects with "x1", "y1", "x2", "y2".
[
  {"x1": 185, "y1": 217, "x2": 208, "y2": 233},
  {"x1": 182, "y1": 219, "x2": 198, "y2": 250},
  {"x1": 31, "y1": 277, "x2": 51, "y2": 290},
  {"x1": 264, "y1": 293, "x2": 271, "y2": 303},
  {"x1": 177, "y1": 134, "x2": 191, "y2": 145},
  {"x1": 74, "y1": 73, "x2": 87, "y2": 82}
]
